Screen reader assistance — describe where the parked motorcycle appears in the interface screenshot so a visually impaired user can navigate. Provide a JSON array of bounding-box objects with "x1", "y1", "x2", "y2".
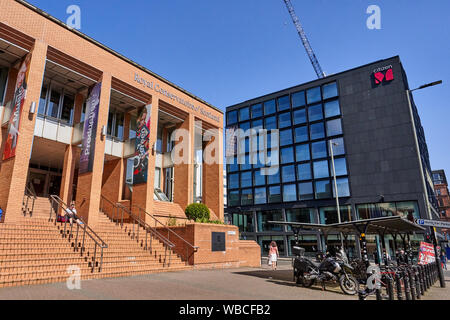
[{"x1": 292, "y1": 246, "x2": 359, "y2": 295}]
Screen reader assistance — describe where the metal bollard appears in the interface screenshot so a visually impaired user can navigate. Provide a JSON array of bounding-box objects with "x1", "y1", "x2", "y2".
[
  {"x1": 414, "y1": 266, "x2": 421, "y2": 299},
  {"x1": 408, "y1": 268, "x2": 416, "y2": 301},
  {"x1": 425, "y1": 264, "x2": 430, "y2": 289},
  {"x1": 419, "y1": 265, "x2": 425, "y2": 294},
  {"x1": 395, "y1": 273, "x2": 403, "y2": 300},
  {"x1": 387, "y1": 276, "x2": 395, "y2": 300},
  {"x1": 403, "y1": 270, "x2": 411, "y2": 300}
]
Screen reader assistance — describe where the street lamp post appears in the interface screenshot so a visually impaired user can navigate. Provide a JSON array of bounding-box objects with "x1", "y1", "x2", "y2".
[
  {"x1": 405, "y1": 79, "x2": 445, "y2": 288},
  {"x1": 329, "y1": 140, "x2": 344, "y2": 250}
]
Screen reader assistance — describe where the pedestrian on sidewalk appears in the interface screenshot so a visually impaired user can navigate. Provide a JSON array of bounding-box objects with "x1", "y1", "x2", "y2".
[
  {"x1": 440, "y1": 251, "x2": 447, "y2": 270},
  {"x1": 268, "y1": 241, "x2": 279, "y2": 271}
]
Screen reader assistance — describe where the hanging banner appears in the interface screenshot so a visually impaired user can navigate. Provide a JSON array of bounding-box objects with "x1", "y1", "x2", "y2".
[
  {"x1": 2, "y1": 54, "x2": 31, "y2": 160},
  {"x1": 79, "y1": 82, "x2": 102, "y2": 174},
  {"x1": 133, "y1": 104, "x2": 151, "y2": 185},
  {"x1": 418, "y1": 241, "x2": 435, "y2": 265}
]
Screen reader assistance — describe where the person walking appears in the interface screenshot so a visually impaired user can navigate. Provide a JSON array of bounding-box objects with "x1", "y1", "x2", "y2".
[
  {"x1": 268, "y1": 241, "x2": 279, "y2": 271},
  {"x1": 440, "y1": 251, "x2": 447, "y2": 270}
]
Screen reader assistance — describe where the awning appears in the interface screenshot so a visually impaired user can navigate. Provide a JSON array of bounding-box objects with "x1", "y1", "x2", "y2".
[{"x1": 268, "y1": 216, "x2": 426, "y2": 235}]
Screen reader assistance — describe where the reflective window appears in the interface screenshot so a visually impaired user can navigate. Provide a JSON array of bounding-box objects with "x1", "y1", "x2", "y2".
[
  {"x1": 282, "y1": 165, "x2": 296, "y2": 183},
  {"x1": 298, "y1": 182, "x2": 314, "y2": 200},
  {"x1": 228, "y1": 173, "x2": 239, "y2": 189},
  {"x1": 293, "y1": 108, "x2": 307, "y2": 125},
  {"x1": 332, "y1": 177, "x2": 350, "y2": 197},
  {"x1": 313, "y1": 160, "x2": 329, "y2": 179},
  {"x1": 294, "y1": 126, "x2": 308, "y2": 143},
  {"x1": 264, "y1": 99, "x2": 276, "y2": 115},
  {"x1": 330, "y1": 157, "x2": 347, "y2": 176},
  {"x1": 239, "y1": 107, "x2": 250, "y2": 122},
  {"x1": 239, "y1": 121, "x2": 250, "y2": 131},
  {"x1": 38, "y1": 85, "x2": 48, "y2": 115},
  {"x1": 268, "y1": 186, "x2": 282, "y2": 203},
  {"x1": 278, "y1": 112, "x2": 292, "y2": 128},
  {"x1": 254, "y1": 187, "x2": 267, "y2": 205},
  {"x1": 227, "y1": 110, "x2": 238, "y2": 125},
  {"x1": 396, "y1": 201, "x2": 420, "y2": 220},
  {"x1": 280, "y1": 129, "x2": 293, "y2": 146},
  {"x1": 306, "y1": 86, "x2": 321, "y2": 104},
  {"x1": 322, "y1": 82, "x2": 338, "y2": 100},
  {"x1": 315, "y1": 180, "x2": 332, "y2": 199},
  {"x1": 280, "y1": 147, "x2": 294, "y2": 164},
  {"x1": 292, "y1": 91, "x2": 306, "y2": 108},
  {"x1": 251, "y1": 103, "x2": 263, "y2": 118},
  {"x1": 254, "y1": 170, "x2": 266, "y2": 186},
  {"x1": 227, "y1": 157, "x2": 239, "y2": 172},
  {"x1": 286, "y1": 208, "x2": 314, "y2": 224},
  {"x1": 232, "y1": 212, "x2": 254, "y2": 232},
  {"x1": 319, "y1": 205, "x2": 352, "y2": 225},
  {"x1": 240, "y1": 154, "x2": 252, "y2": 171},
  {"x1": 228, "y1": 190, "x2": 240, "y2": 206},
  {"x1": 267, "y1": 168, "x2": 280, "y2": 185},
  {"x1": 295, "y1": 144, "x2": 310, "y2": 162},
  {"x1": 324, "y1": 100, "x2": 341, "y2": 118},
  {"x1": 310, "y1": 122, "x2": 325, "y2": 140},
  {"x1": 311, "y1": 141, "x2": 327, "y2": 159},
  {"x1": 47, "y1": 89, "x2": 61, "y2": 118},
  {"x1": 241, "y1": 188, "x2": 253, "y2": 205},
  {"x1": 264, "y1": 116, "x2": 277, "y2": 130},
  {"x1": 241, "y1": 171, "x2": 252, "y2": 188},
  {"x1": 277, "y1": 95, "x2": 291, "y2": 111},
  {"x1": 283, "y1": 184, "x2": 297, "y2": 202},
  {"x1": 308, "y1": 104, "x2": 323, "y2": 122},
  {"x1": 326, "y1": 118, "x2": 343, "y2": 136},
  {"x1": 266, "y1": 149, "x2": 279, "y2": 167},
  {"x1": 329, "y1": 137, "x2": 345, "y2": 155},
  {"x1": 257, "y1": 210, "x2": 283, "y2": 232},
  {"x1": 252, "y1": 119, "x2": 263, "y2": 130},
  {"x1": 297, "y1": 163, "x2": 312, "y2": 180}
]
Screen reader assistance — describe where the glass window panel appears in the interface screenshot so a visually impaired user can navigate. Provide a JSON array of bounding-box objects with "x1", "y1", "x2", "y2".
[
  {"x1": 129, "y1": 115, "x2": 137, "y2": 139},
  {"x1": 257, "y1": 210, "x2": 283, "y2": 232},
  {"x1": 324, "y1": 99, "x2": 341, "y2": 118},
  {"x1": 313, "y1": 160, "x2": 329, "y2": 179},
  {"x1": 296, "y1": 144, "x2": 310, "y2": 162},
  {"x1": 239, "y1": 121, "x2": 250, "y2": 131},
  {"x1": 330, "y1": 157, "x2": 347, "y2": 176},
  {"x1": 356, "y1": 204, "x2": 375, "y2": 220},
  {"x1": 227, "y1": 157, "x2": 239, "y2": 172},
  {"x1": 239, "y1": 107, "x2": 250, "y2": 122},
  {"x1": 326, "y1": 118, "x2": 342, "y2": 136},
  {"x1": 252, "y1": 119, "x2": 263, "y2": 130},
  {"x1": 254, "y1": 187, "x2": 267, "y2": 205},
  {"x1": 396, "y1": 201, "x2": 420, "y2": 220},
  {"x1": 280, "y1": 129, "x2": 293, "y2": 146},
  {"x1": 306, "y1": 86, "x2": 321, "y2": 104},
  {"x1": 292, "y1": 91, "x2": 306, "y2": 108},
  {"x1": 107, "y1": 111, "x2": 114, "y2": 135},
  {"x1": 264, "y1": 99, "x2": 276, "y2": 115},
  {"x1": 46, "y1": 89, "x2": 61, "y2": 118},
  {"x1": 310, "y1": 122, "x2": 325, "y2": 140},
  {"x1": 293, "y1": 108, "x2": 307, "y2": 125},
  {"x1": 282, "y1": 165, "x2": 296, "y2": 183},
  {"x1": 319, "y1": 206, "x2": 352, "y2": 225},
  {"x1": 288, "y1": 235, "x2": 318, "y2": 255},
  {"x1": 322, "y1": 82, "x2": 338, "y2": 100},
  {"x1": 266, "y1": 149, "x2": 279, "y2": 167},
  {"x1": 254, "y1": 170, "x2": 266, "y2": 186},
  {"x1": 228, "y1": 173, "x2": 239, "y2": 189},
  {"x1": 332, "y1": 177, "x2": 351, "y2": 198},
  {"x1": 268, "y1": 186, "x2": 282, "y2": 203},
  {"x1": 252, "y1": 153, "x2": 265, "y2": 169},
  {"x1": 280, "y1": 147, "x2": 294, "y2": 164},
  {"x1": 283, "y1": 184, "x2": 297, "y2": 202},
  {"x1": 114, "y1": 112, "x2": 124, "y2": 140},
  {"x1": 227, "y1": 110, "x2": 238, "y2": 125},
  {"x1": 267, "y1": 168, "x2": 280, "y2": 185},
  {"x1": 277, "y1": 95, "x2": 290, "y2": 111},
  {"x1": 264, "y1": 116, "x2": 277, "y2": 130},
  {"x1": 240, "y1": 154, "x2": 252, "y2": 171},
  {"x1": 241, "y1": 188, "x2": 253, "y2": 206},
  {"x1": 251, "y1": 103, "x2": 263, "y2": 118},
  {"x1": 241, "y1": 171, "x2": 252, "y2": 188},
  {"x1": 278, "y1": 112, "x2": 292, "y2": 128},
  {"x1": 330, "y1": 137, "x2": 345, "y2": 155},
  {"x1": 298, "y1": 182, "x2": 314, "y2": 200},
  {"x1": 228, "y1": 190, "x2": 240, "y2": 207},
  {"x1": 38, "y1": 85, "x2": 48, "y2": 115},
  {"x1": 297, "y1": 163, "x2": 312, "y2": 181},
  {"x1": 311, "y1": 141, "x2": 327, "y2": 159},
  {"x1": 294, "y1": 126, "x2": 308, "y2": 143},
  {"x1": 308, "y1": 103, "x2": 323, "y2": 122},
  {"x1": 315, "y1": 180, "x2": 332, "y2": 199},
  {"x1": 286, "y1": 208, "x2": 314, "y2": 224}
]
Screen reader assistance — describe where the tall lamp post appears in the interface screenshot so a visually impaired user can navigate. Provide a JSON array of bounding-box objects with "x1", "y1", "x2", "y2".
[
  {"x1": 329, "y1": 140, "x2": 344, "y2": 250},
  {"x1": 406, "y1": 79, "x2": 445, "y2": 288}
]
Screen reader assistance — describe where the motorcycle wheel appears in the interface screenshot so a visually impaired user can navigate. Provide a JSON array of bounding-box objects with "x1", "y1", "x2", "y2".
[
  {"x1": 339, "y1": 274, "x2": 358, "y2": 295},
  {"x1": 301, "y1": 276, "x2": 315, "y2": 288}
]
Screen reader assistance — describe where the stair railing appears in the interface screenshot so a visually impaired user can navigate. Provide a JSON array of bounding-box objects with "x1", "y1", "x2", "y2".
[
  {"x1": 49, "y1": 195, "x2": 108, "y2": 272},
  {"x1": 100, "y1": 195, "x2": 177, "y2": 267},
  {"x1": 22, "y1": 185, "x2": 37, "y2": 217},
  {"x1": 131, "y1": 204, "x2": 198, "y2": 266}
]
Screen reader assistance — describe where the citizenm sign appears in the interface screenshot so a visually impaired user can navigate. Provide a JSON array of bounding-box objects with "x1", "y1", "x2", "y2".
[{"x1": 373, "y1": 65, "x2": 394, "y2": 85}]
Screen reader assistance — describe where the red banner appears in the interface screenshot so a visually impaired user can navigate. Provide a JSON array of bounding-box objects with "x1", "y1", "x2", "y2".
[
  {"x1": 418, "y1": 241, "x2": 435, "y2": 265},
  {"x1": 2, "y1": 54, "x2": 31, "y2": 160}
]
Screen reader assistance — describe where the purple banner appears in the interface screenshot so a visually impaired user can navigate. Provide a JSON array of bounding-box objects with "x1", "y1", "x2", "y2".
[
  {"x1": 79, "y1": 82, "x2": 102, "y2": 174},
  {"x1": 133, "y1": 104, "x2": 151, "y2": 185}
]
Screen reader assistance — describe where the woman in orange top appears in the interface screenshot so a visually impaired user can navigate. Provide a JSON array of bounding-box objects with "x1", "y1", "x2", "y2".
[{"x1": 268, "y1": 241, "x2": 279, "y2": 271}]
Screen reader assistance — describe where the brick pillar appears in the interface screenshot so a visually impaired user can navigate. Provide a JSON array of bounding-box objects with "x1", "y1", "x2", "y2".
[
  {"x1": 202, "y1": 126, "x2": 224, "y2": 221},
  {"x1": 73, "y1": 93, "x2": 84, "y2": 124},
  {"x1": 59, "y1": 145, "x2": 78, "y2": 205},
  {"x1": 75, "y1": 73, "x2": 111, "y2": 227},
  {"x1": 173, "y1": 113, "x2": 195, "y2": 211},
  {"x1": 123, "y1": 112, "x2": 131, "y2": 141},
  {"x1": 0, "y1": 41, "x2": 47, "y2": 221},
  {"x1": 131, "y1": 97, "x2": 158, "y2": 223}
]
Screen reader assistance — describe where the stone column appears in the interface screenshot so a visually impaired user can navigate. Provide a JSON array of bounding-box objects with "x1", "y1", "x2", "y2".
[
  {"x1": 75, "y1": 73, "x2": 111, "y2": 227},
  {"x1": 0, "y1": 40, "x2": 48, "y2": 222}
]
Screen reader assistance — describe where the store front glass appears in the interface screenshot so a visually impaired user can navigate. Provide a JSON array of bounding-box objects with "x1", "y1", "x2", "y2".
[
  {"x1": 258, "y1": 235, "x2": 285, "y2": 256},
  {"x1": 287, "y1": 234, "x2": 318, "y2": 257}
]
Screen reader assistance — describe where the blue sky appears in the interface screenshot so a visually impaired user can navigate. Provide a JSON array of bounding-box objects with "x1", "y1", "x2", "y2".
[{"x1": 27, "y1": 0, "x2": 450, "y2": 175}]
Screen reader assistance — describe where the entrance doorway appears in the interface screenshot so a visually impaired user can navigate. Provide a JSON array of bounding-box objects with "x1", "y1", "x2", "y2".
[{"x1": 27, "y1": 168, "x2": 62, "y2": 197}]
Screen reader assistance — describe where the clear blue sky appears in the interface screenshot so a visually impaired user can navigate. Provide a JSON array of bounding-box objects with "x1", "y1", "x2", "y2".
[{"x1": 27, "y1": 0, "x2": 450, "y2": 175}]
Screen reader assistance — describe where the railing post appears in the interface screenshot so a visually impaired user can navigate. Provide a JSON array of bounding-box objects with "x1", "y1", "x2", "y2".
[
  {"x1": 81, "y1": 226, "x2": 86, "y2": 256},
  {"x1": 75, "y1": 223, "x2": 79, "y2": 252},
  {"x1": 145, "y1": 229, "x2": 148, "y2": 250},
  {"x1": 99, "y1": 247, "x2": 104, "y2": 272}
]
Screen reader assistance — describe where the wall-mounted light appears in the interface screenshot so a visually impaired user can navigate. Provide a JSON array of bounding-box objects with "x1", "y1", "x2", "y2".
[
  {"x1": 29, "y1": 101, "x2": 36, "y2": 114},
  {"x1": 101, "y1": 125, "x2": 107, "y2": 137}
]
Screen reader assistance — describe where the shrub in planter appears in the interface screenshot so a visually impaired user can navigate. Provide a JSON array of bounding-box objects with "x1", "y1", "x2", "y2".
[{"x1": 185, "y1": 203, "x2": 210, "y2": 222}]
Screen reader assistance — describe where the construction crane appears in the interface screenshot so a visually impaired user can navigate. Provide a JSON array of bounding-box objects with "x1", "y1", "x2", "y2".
[{"x1": 283, "y1": 0, "x2": 326, "y2": 79}]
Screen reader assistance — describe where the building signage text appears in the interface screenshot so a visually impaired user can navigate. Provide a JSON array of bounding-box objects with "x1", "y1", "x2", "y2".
[{"x1": 373, "y1": 65, "x2": 394, "y2": 85}]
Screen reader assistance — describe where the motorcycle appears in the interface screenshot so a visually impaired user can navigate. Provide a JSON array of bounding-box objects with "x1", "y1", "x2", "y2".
[{"x1": 292, "y1": 246, "x2": 359, "y2": 295}]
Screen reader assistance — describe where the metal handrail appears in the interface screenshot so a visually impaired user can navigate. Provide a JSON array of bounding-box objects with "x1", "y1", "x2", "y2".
[
  {"x1": 49, "y1": 195, "x2": 108, "y2": 272},
  {"x1": 22, "y1": 185, "x2": 37, "y2": 217},
  {"x1": 100, "y1": 195, "x2": 182, "y2": 267}
]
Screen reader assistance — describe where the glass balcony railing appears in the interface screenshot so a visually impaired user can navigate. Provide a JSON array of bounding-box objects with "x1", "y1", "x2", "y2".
[
  {"x1": 72, "y1": 121, "x2": 84, "y2": 145},
  {"x1": 123, "y1": 138, "x2": 136, "y2": 158}
]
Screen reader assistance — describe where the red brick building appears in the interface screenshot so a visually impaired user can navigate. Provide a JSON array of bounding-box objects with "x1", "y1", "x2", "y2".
[{"x1": 432, "y1": 170, "x2": 450, "y2": 239}]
